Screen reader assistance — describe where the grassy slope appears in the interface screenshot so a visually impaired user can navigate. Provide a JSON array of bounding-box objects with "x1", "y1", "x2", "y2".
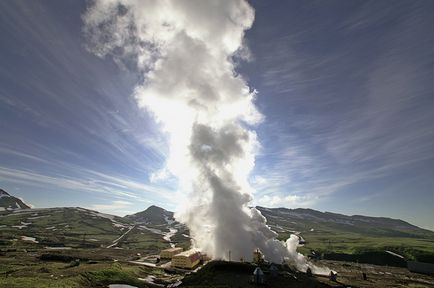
[
  {"x1": 0, "y1": 208, "x2": 128, "y2": 248},
  {"x1": 2, "y1": 205, "x2": 434, "y2": 265},
  {"x1": 0, "y1": 251, "x2": 151, "y2": 288},
  {"x1": 0, "y1": 207, "x2": 190, "y2": 253},
  {"x1": 273, "y1": 220, "x2": 434, "y2": 262},
  {"x1": 1, "y1": 206, "x2": 434, "y2": 287}
]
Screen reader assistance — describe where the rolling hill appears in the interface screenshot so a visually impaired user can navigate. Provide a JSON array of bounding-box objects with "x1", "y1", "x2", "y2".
[
  {"x1": 0, "y1": 190, "x2": 189, "y2": 252},
  {"x1": 125, "y1": 205, "x2": 434, "y2": 264},
  {"x1": 0, "y1": 207, "x2": 133, "y2": 248},
  {"x1": 256, "y1": 206, "x2": 434, "y2": 239},
  {"x1": 1, "y1": 188, "x2": 433, "y2": 263},
  {"x1": 255, "y1": 206, "x2": 434, "y2": 264}
]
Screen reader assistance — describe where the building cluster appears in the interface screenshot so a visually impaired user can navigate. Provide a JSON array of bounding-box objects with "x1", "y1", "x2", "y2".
[
  {"x1": 160, "y1": 247, "x2": 268, "y2": 270},
  {"x1": 160, "y1": 247, "x2": 202, "y2": 269}
]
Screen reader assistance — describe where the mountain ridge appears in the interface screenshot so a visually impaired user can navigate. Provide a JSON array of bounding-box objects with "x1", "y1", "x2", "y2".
[
  {"x1": 0, "y1": 189, "x2": 31, "y2": 210},
  {"x1": 2, "y1": 188, "x2": 434, "y2": 264},
  {"x1": 257, "y1": 206, "x2": 428, "y2": 230},
  {"x1": 1, "y1": 188, "x2": 432, "y2": 236},
  {"x1": 256, "y1": 206, "x2": 434, "y2": 238},
  {"x1": 125, "y1": 204, "x2": 434, "y2": 238},
  {"x1": 125, "y1": 204, "x2": 175, "y2": 225}
]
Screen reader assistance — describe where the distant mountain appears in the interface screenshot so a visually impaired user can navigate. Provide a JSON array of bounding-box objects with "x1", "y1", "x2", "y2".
[
  {"x1": 2, "y1": 191, "x2": 431, "y2": 241},
  {"x1": 125, "y1": 205, "x2": 175, "y2": 225},
  {"x1": 0, "y1": 189, "x2": 31, "y2": 210},
  {"x1": 1, "y1": 199, "x2": 433, "y2": 262},
  {"x1": 256, "y1": 206, "x2": 434, "y2": 239},
  {"x1": 124, "y1": 205, "x2": 190, "y2": 249},
  {"x1": 0, "y1": 201, "x2": 189, "y2": 250},
  {"x1": 127, "y1": 205, "x2": 434, "y2": 240}
]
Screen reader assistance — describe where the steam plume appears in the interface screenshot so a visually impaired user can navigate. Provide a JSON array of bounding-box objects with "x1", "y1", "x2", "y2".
[{"x1": 83, "y1": 0, "x2": 328, "y2": 273}]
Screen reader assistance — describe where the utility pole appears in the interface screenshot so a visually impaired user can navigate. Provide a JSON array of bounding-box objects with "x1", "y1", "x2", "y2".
[{"x1": 228, "y1": 250, "x2": 231, "y2": 262}]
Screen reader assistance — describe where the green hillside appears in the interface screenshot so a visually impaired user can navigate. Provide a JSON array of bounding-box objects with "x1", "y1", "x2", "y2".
[
  {"x1": 257, "y1": 206, "x2": 434, "y2": 264},
  {"x1": 0, "y1": 207, "x2": 133, "y2": 248},
  {"x1": 1, "y1": 194, "x2": 433, "y2": 266}
]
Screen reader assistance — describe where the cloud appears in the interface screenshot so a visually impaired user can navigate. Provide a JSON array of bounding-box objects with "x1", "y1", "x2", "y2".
[
  {"x1": 81, "y1": 0, "x2": 332, "y2": 273},
  {"x1": 0, "y1": 1, "x2": 170, "y2": 178},
  {"x1": 256, "y1": 194, "x2": 316, "y2": 208},
  {"x1": 87, "y1": 200, "x2": 133, "y2": 214},
  {"x1": 0, "y1": 165, "x2": 173, "y2": 201},
  {"x1": 246, "y1": 1, "x2": 434, "y2": 212}
]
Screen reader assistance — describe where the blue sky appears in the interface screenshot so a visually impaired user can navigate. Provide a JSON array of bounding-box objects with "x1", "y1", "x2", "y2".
[{"x1": 1, "y1": 0, "x2": 433, "y2": 230}]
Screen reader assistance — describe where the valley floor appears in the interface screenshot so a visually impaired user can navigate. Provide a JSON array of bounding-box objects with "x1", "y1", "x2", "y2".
[{"x1": 1, "y1": 248, "x2": 434, "y2": 288}]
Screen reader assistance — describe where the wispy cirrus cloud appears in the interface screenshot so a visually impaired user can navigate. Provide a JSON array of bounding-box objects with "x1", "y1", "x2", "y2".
[
  {"x1": 87, "y1": 200, "x2": 135, "y2": 215},
  {"x1": 0, "y1": 165, "x2": 173, "y2": 201},
  {"x1": 0, "y1": 1, "x2": 174, "y2": 214},
  {"x1": 247, "y1": 1, "x2": 434, "y2": 222},
  {"x1": 1, "y1": 0, "x2": 434, "y2": 230}
]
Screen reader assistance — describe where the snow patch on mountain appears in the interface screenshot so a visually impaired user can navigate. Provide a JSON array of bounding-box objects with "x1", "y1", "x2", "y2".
[
  {"x1": 20, "y1": 236, "x2": 38, "y2": 243},
  {"x1": 12, "y1": 221, "x2": 31, "y2": 229}
]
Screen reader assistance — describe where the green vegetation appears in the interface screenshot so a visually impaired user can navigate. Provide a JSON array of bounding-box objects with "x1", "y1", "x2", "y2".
[
  {"x1": 2, "y1": 205, "x2": 434, "y2": 287},
  {"x1": 279, "y1": 226, "x2": 434, "y2": 264},
  {"x1": 0, "y1": 250, "x2": 157, "y2": 288},
  {"x1": 81, "y1": 264, "x2": 147, "y2": 287},
  {"x1": 0, "y1": 208, "x2": 133, "y2": 248},
  {"x1": 257, "y1": 207, "x2": 434, "y2": 264},
  {"x1": 119, "y1": 228, "x2": 168, "y2": 251},
  {"x1": 311, "y1": 231, "x2": 432, "y2": 259},
  {"x1": 0, "y1": 277, "x2": 82, "y2": 288}
]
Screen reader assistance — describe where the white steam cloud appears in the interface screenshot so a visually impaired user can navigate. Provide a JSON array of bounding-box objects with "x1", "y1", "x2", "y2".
[{"x1": 83, "y1": 0, "x2": 328, "y2": 273}]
